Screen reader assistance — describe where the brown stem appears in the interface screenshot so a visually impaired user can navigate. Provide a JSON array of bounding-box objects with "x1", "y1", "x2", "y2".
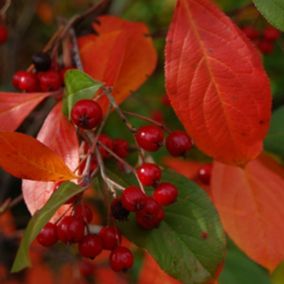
[{"x1": 0, "y1": 194, "x2": 23, "y2": 215}]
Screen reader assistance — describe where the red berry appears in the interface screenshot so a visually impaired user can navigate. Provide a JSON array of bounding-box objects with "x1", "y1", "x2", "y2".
[
  {"x1": 241, "y1": 26, "x2": 259, "y2": 40},
  {"x1": 153, "y1": 182, "x2": 178, "y2": 206},
  {"x1": 74, "y1": 203, "x2": 93, "y2": 223},
  {"x1": 79, "y1": 234, "x2": 103, "y2": 259},
  {"x1": 12, "y1": 71, "x2": 38, "y2": 92},
  {"x1": 71, "y1": 100, "x2": 103, "y2": 129},
  {"x1": 79, "y1": 259, "x2": 94, "y2": 277},
  {"x1": 98, "y1": 134, "x2": 113, "y2": 158},
  {"x1": 99, "y1": 226, "x2": 121, "y2": 250},
  {"x1": 264, "y1": 27, "x2": 281, "y2": 41},
  {"x1": 38, "y1": 70, "x2": 62, "y2": 91},
  {"x1": 136, "y1": 163, "x2": 161, "y2": 186},
  {"x1": 37, "y1": 222, "x2": 58, "y2": 247},
  {"x1": 0, "y1": 25, "x2": 8, "y2": 44},
  {"x1": 109, "y1": 246, "x2": 134, "y2": 272},
  {"x1": 136, "y1": 197, "x2": 164, "y2": 230},
  {"x1": 135, "y1": 125, "x2": 164, "y2": 152},
  {"x1": 258, "y1": 40, "x2": 274, "y2": 54},
  {"x1": 166, "y1": 130, "x2": 192, "y2": 156},
  {"x1": 57, "y1": 216, "x2": 85, "y2": 243},
  {"x1": 197, "y1": 164, "x2": 213, "y2": 185},
  {"x1": 113, "y1": 139, "x2": 129, "y2": 158},
  {"x1": 121, "y1": 186, "x2": 147, "y2": 212},
  {"x1": 111, "y1": 198, "x2": 130, "y2": 221}
]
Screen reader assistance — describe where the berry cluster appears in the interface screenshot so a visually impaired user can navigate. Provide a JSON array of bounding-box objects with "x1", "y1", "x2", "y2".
[
  {"x1": 12, "y1": 52, "x2": 67, "y2": 92},
  {"x1": 37, "y1": 202, "x2": 133, "y2": 272},
  {"x1": 242, "y1": 25, "x2": 281, "y2": 54}
]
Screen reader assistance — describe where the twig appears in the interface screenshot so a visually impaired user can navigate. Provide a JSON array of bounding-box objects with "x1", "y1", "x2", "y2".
[{"x1": 0, "y1": 194, "x2": 23, "y2": 215}]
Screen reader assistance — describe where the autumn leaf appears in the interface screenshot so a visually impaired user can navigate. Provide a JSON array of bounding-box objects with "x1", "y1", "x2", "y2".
[
  {"x1": 165, "y1": 0, "x2": 271, "y2": 166},
  {"x1": 78, "y1": 15, "x2": 157, "y2": 111},
  {"x1": 0, "y1": 131, "x2": 76, "y2": 181},
  {"x1": 211, "y1": 154, "x2": 284, "y2": 271},
  {"x1": 0, "y1": 92, "x2": 53, "y2": 131},
  {"x1": 22, "y1": 102, "x2": 79, "y2": 219}
]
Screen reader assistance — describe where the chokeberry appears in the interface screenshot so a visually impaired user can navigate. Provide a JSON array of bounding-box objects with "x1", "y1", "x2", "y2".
[
  {"x1": 74, "y1": 203, "x2": 93, "y2": 223},
  {"x1": 153, "y1": 182, "x2": 178, "y2": 206},
  {"x1": 136, "y1": 197, "x2": 164, "y2": 230},
  {"x1": 99, "y1": 226, "x2": 121, "y2": 250},
  {"x1": 37, "y1": 222, "x2": 58, "y2": 247},
  {"x1": 111, "y1": 198, "x2": 130, "y2": 221},
  {"x1": 135, "y1": 125, "x2": 164, "y2": 152},
  {"x1": 38, "y1": 70, "x2": 62, "y2": 91},
  {"x1": 0, "y1": 24, "x2": 8, "y2": 44},
  {"x1": 71, "y1": 99, "x2": 103, "y2": 129},
  {"x1": 166, "y1": 130, "x2": 192, "y2": 156},
  {"x1": 98, "y1": 134, "x2": 113, "y2": 158},
  {"x1": 12, "y1": 71, "x2": 38, "y2": 92},
  {"x1": 197, "y1": 164, "x2": 213, "y2": 185},
  {"x1": 121, "y1": 186, "x2": 147, "y2": 212},
  {"x1": 79, "y1": 234, "x2": 103, "y2": 259},
  {"x1": 32, "y1": 52, "x2": 52, "y2": 71},
  {"x1": 109, "y1": 246, "x2": 134, "y2": 272},
  {"x1": 113, "y1": 139, "x2": 129, "y2": 158},
  {"x1": 136, "y1": 163, "x2": 161, "y2": 186}
]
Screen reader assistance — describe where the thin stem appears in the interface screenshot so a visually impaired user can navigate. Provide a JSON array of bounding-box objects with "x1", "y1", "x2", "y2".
[{"x1": 0, "y1": 194, "x2": 23, "y2": 215}]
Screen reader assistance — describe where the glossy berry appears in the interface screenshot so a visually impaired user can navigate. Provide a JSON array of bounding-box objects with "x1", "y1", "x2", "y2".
[
  {"x1": 79, "y1": 234, "x2": 103, "y2": 259},
  {"x1": 32, "y1": 52, "x2": 52, "y2": 71},
  {"x1": 135, "y1": 125, "x2": 164, "y2": 152},
  {"x1": 57, "y1": 216, "x2": 85, "y2": 243},
  {"x1": 241, "y1": 26, "x2": 259, "y2": 40},
  {"x1": 99, "y1": 226, "x2": 121, "y2": 250},
  {"x1": 0, "y1": 25, "x2": 8, "y2": 44},
  {"x1": 79, "y1": 259, "x2": 94, "y2": 277},
  {"x1": 113, "y1": 139, "x2": 129, "y2": 158},
  {"x1": 37, "y1": 222, "x2": 58, "y2": 247},
  {"x1": 136, "y1": 163, "x2": 161, "y2": 186},
  {"x1": 197, "y1": 164, "x2": 213, "y2": 185},
  {"x1": 111, "y1": 198, "x2": 130, "y2": 221},
  {"x1": 71, "y1": 100, "x2": 103, "y2": 129},
  {"x1": 264, "y1": 27, "x2": 281, "y2": 41},
  {"x1": 121, "y1": 186, "x2": 147, "y2": 212},
  {"x1": 258, "y1": 40, "x2": 274, "y2": 54},
  {"x1": 74, "y1": 203, "x2": 93, "y2": 223},
  {"x1": 153, "y1": 182, "x2": 178, "y2": 206},
  {"x1": 109, "y1": 246, "x2": 134, "y2": 272},
  {"x1": 136, "y1": 197, "x2": 164, "y2": 230},
  {"x1": 166, "y1": 130, "x2": 192, "y2": 156},
  {"x1": 98, "y1": 134, "x2": 113, "y2": 158},
  {"x1": 12, "y1": 71, "x2": 38, "y2": 92},
  {"x1": 38, "y1": 70, "x2": 62, "y2": 91}
]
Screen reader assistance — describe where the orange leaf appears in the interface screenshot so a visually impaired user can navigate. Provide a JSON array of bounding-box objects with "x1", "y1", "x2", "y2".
[
  {"x1": 22, "y1": 102, "x2": 79, "y2": 219},
  {"x1": 0, "y1": 131, "x2": 76, "y2": 181},
  {"x1": 211, "y1": 154, "x2": 284, "y2": 271},
  {"x1": 78, "y1": 15, "x2": 157, "y2": 111},
  {"x1": 138, "y1": 254, "x2": 181, "y2": 284},
  {"x1": 0, "y1": 92, "x2": 52, "y2": 131},
  {"x1": 165, "y1": 0, "x2": 271, "y2": 166}
]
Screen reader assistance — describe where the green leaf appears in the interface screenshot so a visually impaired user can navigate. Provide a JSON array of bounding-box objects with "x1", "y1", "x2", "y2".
[
  {"x1": 252, "y1": 0, "x2": 284, "y2": 31},
  {"x1": 63, "y1": 70, "x2": 103, "y2": 118},
  {"x1": 110, "y1": 168, "x2": 226, "y2": 284},
  {"x1": 271, "y1": 262, "x2": 284, "y2": 284},
  {"x1": 264, "y1": 106, "x2": 284, "y2": 158},
  {"x1": 11, "y1": 182, "x2": 84, "y2": 273},
  {"x1": 219, "y1": 240, "x2": 270, "y2": 284}
]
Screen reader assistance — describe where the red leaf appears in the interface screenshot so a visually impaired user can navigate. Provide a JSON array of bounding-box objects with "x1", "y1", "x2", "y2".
[
  {"x1": 165, "y1": 0, "x2": 271, "y2": 166},
  {"x1": 211, "y1": 154, "x2": 284, "y2": 270},
  {"x1": 78, "y1": 15, "x2": 157, "y2": 111},
  {"x1": 0, "y1": 92, "x2": 52, "y2": 131},
  {"x1": 22, "y1": 102, "x2": 79, "y2": 219}
]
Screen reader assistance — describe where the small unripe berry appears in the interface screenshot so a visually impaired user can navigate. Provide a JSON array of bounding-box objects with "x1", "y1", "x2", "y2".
[
  {"x1": 135, "y1": 125, "x2": 164, "y2": 152},
  {"x1": 71, "y1": 99, "x2": 103, "y2": 129},
  {"x1": 136, "y1": 163, "x2": 161, "y2": 186},
  {"x1": 37, "y1": 222, "x2": 58, "y2": 247},
  {"x1": 121, "y1": 186, "x2": 147, "y2": 212},
  {"x1": 113, "y1": 139, "x2": 129, "y2": 158},
  {"x1": 79, "y1": 234, "x2": 103, "y2": 259},
  {"x1": 99, "y1": 226, "x2": 121, "y2": 250},
  {"x1": 109, "y1": 246, "x2": 134, "y2": 272},
  {"x1": 153, "y1": 182, "x2": 178, "y2": 206},
  {"x1": 166, "y1": 130, "x2": 192, "y2": 156}
]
